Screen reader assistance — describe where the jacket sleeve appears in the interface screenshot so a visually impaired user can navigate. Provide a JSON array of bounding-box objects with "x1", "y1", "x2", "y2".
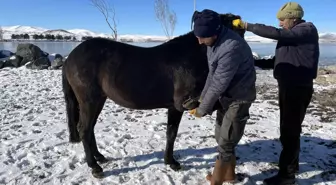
[
  {"x1": 246, "y1": 23, "x2": 311, "y2": 42},
  {"x1": 197, "y1": 42, "x2": 241, "y2": 115},
  {"x1": 199, "y1": 72, "x2": 212, "y2": 101}
]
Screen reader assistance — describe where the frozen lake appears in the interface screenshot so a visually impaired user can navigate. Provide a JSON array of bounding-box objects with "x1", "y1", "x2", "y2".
[{"x1": 1, "y1": 41, "x2": 335, "y2": 66}]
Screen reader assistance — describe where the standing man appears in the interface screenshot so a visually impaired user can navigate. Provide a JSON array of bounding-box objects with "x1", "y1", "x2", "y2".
[
  {"x1": 232, "y1": 2, "x2": 319, "y2": 185},
  {"x1": 190, "y1": 9, "x2": 256, "y2": 185}
]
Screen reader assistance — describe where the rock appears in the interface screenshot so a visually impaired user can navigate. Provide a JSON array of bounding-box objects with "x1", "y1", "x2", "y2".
[
  {"x1": 10, "y1": 56, "x2": 23, "y2": 67},
  {"x1": 20, "y1": 57, "x2": 32, "y2": 66},
  {"x1": 315, "y1": 65, "x2": 336, "y2": 85},
  {"x1": 26, "y1": 57, "x2": 51, "y2": 70},
  {"x1": 54, "y1": 54, "x2": 63, "y2": 60},
  {"x1": 50, "y1": 54, "x2": 64, "y2": 69},
  {"x1": 0, "y1": 50, "x2": 14, "y2": 59},
  {"x1": 318, "y1": 65, "x2": 336, "y2": 75},
  {"x1": 16, "y1": 44, "x2": 48, "y2": 66},
  {"x1": 1, "y1": 55, "x2": 23, "y2": 68},
  {"x1": 254, "y1": 57, "x2": 275, "y2": 70},
  {"x1": 310, "y1": 88, "x2": 336, "y2": 122},
  {"x1": 315, "y1": 74, "x2": 336, "y2": 85},
  {"x1": 252, "y1": 52, "x2": 260, "y2": 60},
  {"x1": 252, "y1": 52, "x2": 275, "y2": 70},
  {"x1": 313, "y1": 88, "x2": 336, "y2": 108}
]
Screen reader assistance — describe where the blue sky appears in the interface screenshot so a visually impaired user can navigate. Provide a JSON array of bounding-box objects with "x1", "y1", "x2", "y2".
[{"x1": 0, "y1": 0, "x2": 335, "y2": 36}]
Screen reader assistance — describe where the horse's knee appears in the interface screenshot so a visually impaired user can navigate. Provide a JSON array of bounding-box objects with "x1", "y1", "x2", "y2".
[
  {"x1": 77, "y1": 122, "x2": 85, "y2": 139},
  {"x1": 77, "y1": 121, "x2": 92, "y2": 141}
]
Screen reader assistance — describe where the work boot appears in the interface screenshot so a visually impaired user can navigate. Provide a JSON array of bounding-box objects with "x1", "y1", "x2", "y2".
[
  {"x1": 224, "y1": 155, "x2": 236, "y2": 181},
  {"x1": 206, "y1": 156, "x2": 236, "y2": 185},
  {"x1": 263, "y1": 174, "x2": 297, "y2": 185}
]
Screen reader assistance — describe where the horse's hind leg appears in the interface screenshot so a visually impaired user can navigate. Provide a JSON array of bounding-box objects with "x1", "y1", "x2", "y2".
[
  {"x1": 77, "y1": 96, "x2": 106, "y2": 178},
  {"x1": 91, "y1": 97, "x2": 108, "y2": 163},
  {"x1": 164, "y1": 107, "x2": 183, "y2": 170}
]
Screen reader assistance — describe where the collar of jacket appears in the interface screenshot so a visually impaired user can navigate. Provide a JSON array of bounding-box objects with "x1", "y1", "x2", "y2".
[
  {"x1": 210, "y1": 26, "x2": 228, "y2": 52},
  {"x1": 291, "y1": 19, "x2": 306, "y2": 29}
]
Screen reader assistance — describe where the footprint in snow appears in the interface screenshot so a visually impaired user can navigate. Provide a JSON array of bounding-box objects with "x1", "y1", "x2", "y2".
[
  {"x1": 55, "y1": 129, "x2": 66, "y2": 140},
  {"x1": 32, "y1": 130, "x2": 42, "y2": 134},
  {"x1": 117, "y1": 134, "x2": 133, "y2": 143},
  {"x1": 32, "y1": 122, "x2": 40, "y2": 126},
  {"x1": 10, "y1": 124, "x2": 22, "y2": 130},
  {"x1": 119, "y1": 175, "x2": 131, "y2": 184},
  {"x1": 17, "y1": 159, "x2": 30, "y2": 169},
  {"x1": 102, "y1": 126, "x2": 112, "y2": 132},
  {"x1": 124, "y1": 115, "x2": 138, "y2": 122}
]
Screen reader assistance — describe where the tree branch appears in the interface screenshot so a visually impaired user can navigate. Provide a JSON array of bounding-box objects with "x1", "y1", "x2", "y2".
[
  {"x1": 154, "y1": 0, "x2": 177, "y2": 40},
  {"x1": 90, "y1": 0, "x2": 118, "y2": 40},
  {"x1": 0, "y1": 26, "x2": 3, "y2": 40}
]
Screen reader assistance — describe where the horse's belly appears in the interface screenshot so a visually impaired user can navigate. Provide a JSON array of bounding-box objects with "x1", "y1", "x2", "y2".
[{"x1": 102, "y1": 76, "x2": 174, "y2": 109}]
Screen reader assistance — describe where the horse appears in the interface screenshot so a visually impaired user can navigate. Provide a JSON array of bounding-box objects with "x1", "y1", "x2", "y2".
[{"x1": 62, "y1": 13, "x2": 250, "y2": 178}]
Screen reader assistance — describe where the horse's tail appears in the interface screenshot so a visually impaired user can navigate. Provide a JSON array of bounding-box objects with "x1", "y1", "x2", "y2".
[{"x1": 62, "y1": 65, "x2": 81, "y2": 143}]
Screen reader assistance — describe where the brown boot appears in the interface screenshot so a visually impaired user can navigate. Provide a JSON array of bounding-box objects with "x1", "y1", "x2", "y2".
[
  {"x1": 206, "y1": 159, "x2": 225, "y2": 185},
  {"x1": 223, "y1": 155, "x2": 236, "y2": 182},
  {"x1": 206, "y1": 156, "x2": 236, "y2": 185}
]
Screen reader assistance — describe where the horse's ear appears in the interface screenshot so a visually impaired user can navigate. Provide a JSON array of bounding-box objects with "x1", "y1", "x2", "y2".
[{"x1": 191, "y1": 10, "x2": 199, "y2": 30}]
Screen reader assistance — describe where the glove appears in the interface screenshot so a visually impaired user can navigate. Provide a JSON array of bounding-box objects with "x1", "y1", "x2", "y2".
[
  {"x1": 189, "y1": 108, "x2": 204, "y2": 118},
  {"x1": 232, "y1": 19, "x2": 247, "y2": 29}
]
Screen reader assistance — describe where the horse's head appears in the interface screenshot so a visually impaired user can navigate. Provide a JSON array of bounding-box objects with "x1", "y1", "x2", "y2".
[{"x1": 219, "y1": 13, "x2": 246, "y2": 38}]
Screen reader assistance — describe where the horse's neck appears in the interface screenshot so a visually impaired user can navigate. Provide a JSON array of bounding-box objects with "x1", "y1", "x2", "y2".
[{"x1": 159, "y1": 37, "x2": 199, "y2": 57}]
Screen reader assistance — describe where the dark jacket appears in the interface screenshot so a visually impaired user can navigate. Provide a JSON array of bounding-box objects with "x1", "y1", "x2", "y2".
[
  {"x1": 246, "y1": 20, "x2": 320, "y2": 86},
  {"x1": 198, "y1": 27, "x2": 256, "y2": 115}
]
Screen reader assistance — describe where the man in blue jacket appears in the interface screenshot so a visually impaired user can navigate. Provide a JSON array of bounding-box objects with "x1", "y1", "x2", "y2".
[
  {"x1": 190, "y1": 9, "x2": 256, "y2": 184},
  {"x1": 233, "y1": 2, "x2": 319, "y2": 185}
]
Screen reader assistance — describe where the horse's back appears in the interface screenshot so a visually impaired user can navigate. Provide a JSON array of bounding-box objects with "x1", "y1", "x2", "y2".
[{"x1": 64, "y1": 38, "x2": 175, "y2": 109}]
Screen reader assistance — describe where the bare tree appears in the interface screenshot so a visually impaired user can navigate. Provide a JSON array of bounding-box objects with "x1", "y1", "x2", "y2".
[
  {"x1": 154, "y1": 0, "x2": 177, "y2": 39},
  {"x1": 90, "y1": 0, "x2": 118, "y2": 40},
  {"x1": 0, "y1": 26, "x2": 3, "y2": 41}
]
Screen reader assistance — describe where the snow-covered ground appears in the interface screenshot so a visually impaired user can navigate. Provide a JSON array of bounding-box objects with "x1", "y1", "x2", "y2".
[{"x1": 0, "y1": 67, "x2": 335, "y2": 185}]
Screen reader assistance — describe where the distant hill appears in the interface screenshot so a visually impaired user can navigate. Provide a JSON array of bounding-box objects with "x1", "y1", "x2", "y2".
[{"x1": 1, "y1": 25, "x2": 336, "y2": 43}]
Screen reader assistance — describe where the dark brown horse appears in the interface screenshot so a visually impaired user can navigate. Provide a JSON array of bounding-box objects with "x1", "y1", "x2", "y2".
[{"x1": 62, "y1": 13, "x2": 265, "y2": 178}]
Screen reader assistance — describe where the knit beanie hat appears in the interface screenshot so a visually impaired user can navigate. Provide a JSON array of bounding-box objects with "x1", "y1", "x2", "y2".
[
  {"x1": 276, "y1": 2, "x2": 304, "y2": 20},
  {"x1": 192, "y1": 9, "x2": 222, "y2": 38}
]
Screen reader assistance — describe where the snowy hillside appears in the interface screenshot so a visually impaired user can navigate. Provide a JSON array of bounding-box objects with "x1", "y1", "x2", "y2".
[
  {"x1": 2, "y1": 25, "x2": 47, "y2": 34},
  {"x1": 42, "y1": 29, "x2": 74, "y2": 37},
  {"x1": 319, "y1": 33, "x2": 336, "y2": 42},
  {"x1": 1, "y1": 25, "x2": 336, "y2": 43},
  {"x1": 0, "y1": 67, "x2": 335, "y2": 185}
]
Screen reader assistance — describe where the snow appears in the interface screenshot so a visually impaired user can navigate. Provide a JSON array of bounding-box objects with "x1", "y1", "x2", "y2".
[
  {"x1": 0, "y1": 67, "x2": 335, "y2": 185},
  {"x1": 245, "y1": 35, "x2": 275, "y2": 43},
  {"x1": 1, "y1": 25, "x2": 48, "y2": 34},
  {"x1": 1, "y1": 25, "x2": 336, "y2": 43}
]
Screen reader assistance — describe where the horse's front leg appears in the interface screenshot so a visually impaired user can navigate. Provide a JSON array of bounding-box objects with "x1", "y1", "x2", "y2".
[
  {"x1": 78, "y1": 102, "x2": 104, "y2": 178},
  {"x1": 164, "y1": 107, "x2": 183, "y2": 171}
]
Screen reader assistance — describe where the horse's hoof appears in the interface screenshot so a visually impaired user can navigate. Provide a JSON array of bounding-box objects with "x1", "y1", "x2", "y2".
[
  {"x1": 164, "y1": 157, "x2": 181, "y2": 171},
  {"x1": 96, "y1": 156, "x2": 109, "y2": 163},
  {"x1": 92, "y1": 170, "x2": 104, "y2": 178},
  {"x1": 169, "y1": 162, "x2": 182, "y2": 171},
  {"x1": 92, "y1": 167, "x2": 104, "y2": 178}
]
